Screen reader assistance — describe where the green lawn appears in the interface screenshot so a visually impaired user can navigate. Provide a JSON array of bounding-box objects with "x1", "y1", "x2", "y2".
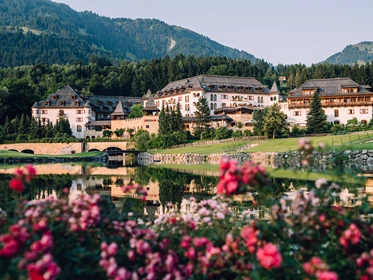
[
  {"x1": 245, "y1": 133, "x2": 373, "y2": 153},
  {"x1": 152, "y1": 164, "x2": 363, "y2": 183},
  {"x1": 0, "y1": 150, "x2": 104, "y2": 159},
  {"x1": 151, "y1": 140, "x2": 251, "y2": 154}
]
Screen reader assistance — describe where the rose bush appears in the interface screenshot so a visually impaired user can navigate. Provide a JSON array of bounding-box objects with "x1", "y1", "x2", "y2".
[{"x1": 0, "y1": 140, "x2": 372, "y2": 279}]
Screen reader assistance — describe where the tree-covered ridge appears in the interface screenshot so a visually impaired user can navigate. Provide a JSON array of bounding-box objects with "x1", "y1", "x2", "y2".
[
  {"x1": 1, "y1": 55, "x2": 373, "y2": 125},
  {"x1": 323, "y1": 42, "x2": 373, "y2": 65},
  {"x1": 0, "y1": 0, "x2": 257, "y2": 66}
]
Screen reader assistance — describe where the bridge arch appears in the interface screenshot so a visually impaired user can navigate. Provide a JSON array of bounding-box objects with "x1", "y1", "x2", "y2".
[
  {"x1": 88, "y1": 149, "x2": 100, "y2": 152},
  {"x1": 21, "y1": 149, "x2": 35, "y2": 154},
  {"x1": 8, "y1": 149, "x2": 18, "y2": 152}
]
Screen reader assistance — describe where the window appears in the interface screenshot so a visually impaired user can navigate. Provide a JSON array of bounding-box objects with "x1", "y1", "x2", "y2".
[
  {"x1": 107, "y1": 101, "x2": 113, "y2": 105},
  {"x1": 185, "y1": 95, "x2": 189, "y2": 102},
  {"x1": 214, "y1": 103, "x2": 217, "y2": 109},
  {"x1": 361, "y1": 120, "x2": 368, "y2": 125},
  {"x1": 249, "y1": 96, "x2": 254, "y2": 101},
  {"x1": 178, "y1": 96, "x2": 182, "y2": 101},
  {"x1": 334, "y1": 121, "x2": 340, "y2": 125},
  {"x1": 146, "y1": 125, "x2": 149, "y2": 129},
  {"x1": 274, "y1": 96, "x2": 277, "y2": 101},
  {"x1": 97, "y1": 101, "x2": 103, "y2": 105},
  {"x1": 210, "y1": 103, "x2": 214, "y2": 110},
  {"x1": 270, "y1": 97, "x2": 273, "y2": 101},
  {"x1": 185, "y1": 104, "x2": 190, "y2": 111},
  {"x1": 360, "y1": 109, "x2": 369, "y2": 114},
  {"x1": 293, "y1": 111, "x2": 302, "y2": 116},
  {"x1": 258, "y1": 96, "x2": 260, "y2": 103},
  {"x1": 348, "y1": 109, "x2": 355, "y2": 114},
  {"x1": 76, "y1": 110, "x2": 83, "y2": 114},
  {"x1": 71, "y1": 95, "x2": 76, "y2": 100},
  {"x1": 210, "y1": 94, "x2": 214, "y2": 101},
  {"x1": 41, "y1": 110, "x2": 48, "y2": 114},
  {"x1": 76, "y1": 118, "x2": 83, "y2": 122},
  {"x1": 334, "y1": 110, "x2": 339, "y2": 117},
  {"x1": 42, "y1": 118, "x2": 49, "y2": 123},
  {"x1": 261, "y1": 97, "x2": 264, "y2": 103},
  {"x1": 35, "y1": 110, "x2": 39, "y2": 114},
  {"x1": 77, "y1": 125, "x2": 82, "y2": 132},
  {"x1": 59, "y1": 110, "x2": 64, "y2": 116},
  {"x1": 222, "y1": 95, "x2": 228, "y2": 99},
  {"x1": 214, "y1": 94, "x2": 217, "y2": 101}
]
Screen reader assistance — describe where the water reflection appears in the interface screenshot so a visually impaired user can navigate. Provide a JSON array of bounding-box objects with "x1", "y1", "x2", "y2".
[{"x1": 0, "y1": 164, "x2": 370, "y2": 220}]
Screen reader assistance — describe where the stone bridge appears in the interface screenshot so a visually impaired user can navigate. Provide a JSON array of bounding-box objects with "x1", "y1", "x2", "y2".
[{"x1": 0, "y1": 141, "x2": 136, "y2": 155}]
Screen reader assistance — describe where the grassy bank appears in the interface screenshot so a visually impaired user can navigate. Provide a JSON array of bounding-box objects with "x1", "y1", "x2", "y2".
[
  {"x1": 150, "y1": 140, "x2": 250, "y2": 154},
  {"x1": 0, "y1": 150, "x2": 104, "y2": 159},
  {"x1": 152, "y1": 163, "x2": 363, "y2": 183},
  {"x1": 245, "y1": 133, "x2": 373, "y2": 153}
]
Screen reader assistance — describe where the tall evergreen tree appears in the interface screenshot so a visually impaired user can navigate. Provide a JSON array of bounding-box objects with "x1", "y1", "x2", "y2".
[
  {"x1": 194, "y1": 97, "x2": 211, "y2": 135},
  {"x1": 11, "y1": 116, "x2": 20, "y2": 134},
  {"x1": 29, "y1": 117, "x2": 39, "y2": 139},
  {"x1": 306, "y1": 92, "x2": 328, "y2": 133},
  {"x1": 175, "y1": 102, "x2": 184, "y2": 133},
  {"x1": 263, "y1": 103, "x2": 287, "y2": 139},
  {"x1": 158, "y1": 104, "x2": 167, "y2": 135},
  {"x1": 3, "y1": 116, "x2": 10, "y2": 136},
  {"x1": 164, "y1": 105, "x2": 172, "y2": 132},
  {"x1": 18, "y1": 114, "x2": 27, "y2": 135}
]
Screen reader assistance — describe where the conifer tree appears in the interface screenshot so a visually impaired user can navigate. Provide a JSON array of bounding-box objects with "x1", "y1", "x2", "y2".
[
  {"x1": 158, "y1": 104, "x2": 167, "y2": 135},
  {"x1": 175, "y1": 102, "x2": 184, "y2": 133},
  {"x1": 306, "y1": 92, "x2": 328, "y2": 134},
  {"x1": 195, "y1": 97, "x2": 211, "y2": 135},
  {"x1": 3, "y1": 116, "x2": 10, "y2": 136},
  {"x1": 18, "y1": 114, "x2": 27, "y2": 134},
  {"x1": 29, "y1": 117, "x2": 39, "y2": 139},
  {"x1": 164, "y1": 105, "x2": 172, "y2": 132},
  {"x1": 11, "y1": 115, "x2": 20, "y2": 134}
]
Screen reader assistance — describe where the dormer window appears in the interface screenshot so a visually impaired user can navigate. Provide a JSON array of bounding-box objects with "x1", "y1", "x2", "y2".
[
  {"x1": 75, "y1": 101, "x2": 79, "y2": 106},
  {"x1": 59, "y1": 101, "x2": 65, "y2": 106},
  {"x1": 97, "y1": 101, "x2": 103, "y2": 105},
  {"x1": 45, "y1": 102, "x2": 51, "y2": 106},
  {"x1": 52, "y1": 95, "x2": 57, "y2": 100},
  {"x1": 71, "y1": 96, "x2": 76, "y2": 100},
  {"x1": 107, "y1": 101, "x2": 113, "y2": 105}
]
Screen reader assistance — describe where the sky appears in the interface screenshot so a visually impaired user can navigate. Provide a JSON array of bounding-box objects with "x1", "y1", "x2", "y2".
[{"x1": 53, "y1": 0, "x2": 373, "y2": 66}]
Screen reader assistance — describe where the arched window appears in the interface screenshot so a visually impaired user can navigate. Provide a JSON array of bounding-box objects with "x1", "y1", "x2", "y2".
[
  {"x1": 210, "y1": 94, "x2": 214, "y2": 101},
  {"x1": 258, "y1": 96, "x2": 260, "y2": 103},
  {"x1": 214, "y1": 103, "x2": 217, "y2": 109},
  {"x1": 334, "y1": 110, "x2": 339, "y2": 117},
  {"x1": 210, "y1": 103, "x2": 214, "y2": 110},
  {"x1": 261, "y1": 97, "x2": 264, "y2": 103},
  {"x1": 214, "y1": 94, "x2": 217, "y2": 101},
  {"x1": 77, "y1": 125, "x2": 82, "y2": 132}
]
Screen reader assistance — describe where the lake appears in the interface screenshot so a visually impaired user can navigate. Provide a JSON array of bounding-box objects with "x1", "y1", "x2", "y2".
[{"x1": 0, "y1": 163, "x2": 370, "y2": 220}]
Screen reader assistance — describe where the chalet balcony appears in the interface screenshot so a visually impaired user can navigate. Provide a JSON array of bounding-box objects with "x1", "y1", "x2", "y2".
[
  {"x1": 289, "y1": 101, "x2": 373, "y2": 109},
  {"x1": 321, "y1": 101, "x2": 373, "y2": 107}
]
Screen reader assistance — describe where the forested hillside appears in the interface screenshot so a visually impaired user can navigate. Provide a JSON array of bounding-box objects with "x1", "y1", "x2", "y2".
[
  {"x1": 323, "y1": 42, "x2": 373, "y2": 65},
  {"x1": 0, "y1": 0, "x2": 257, "y2": 66},
  {"x1": 1, "y1": 55, "x2": 373, "y2": 126}
]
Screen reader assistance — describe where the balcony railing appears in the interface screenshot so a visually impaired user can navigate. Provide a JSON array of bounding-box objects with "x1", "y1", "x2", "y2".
[{"x1": 289, "y1": 101, "x2": 373, "y2": 109}]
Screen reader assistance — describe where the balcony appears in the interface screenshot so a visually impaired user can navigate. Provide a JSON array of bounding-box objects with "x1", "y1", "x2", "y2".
[{"x1": 289, "y1": 101, "x2": 373, "y2": 109}]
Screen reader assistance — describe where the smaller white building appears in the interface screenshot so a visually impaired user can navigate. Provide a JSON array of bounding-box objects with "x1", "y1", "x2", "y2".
[{"x1": 282, "y1": 78, "x2": 373, "y2": 128}]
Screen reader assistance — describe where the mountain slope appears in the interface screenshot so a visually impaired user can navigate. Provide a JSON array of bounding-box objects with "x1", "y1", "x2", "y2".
[
  {"x1": 323, "y1": 42, "x2": 373, "y2": 65},
  {"x1": 0, "y1": 0, "x2": 257, "y2": 66}
]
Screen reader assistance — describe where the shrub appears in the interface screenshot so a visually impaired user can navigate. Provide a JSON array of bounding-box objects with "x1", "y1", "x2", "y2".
[{"x1": 0, "y1": 141, "x2": 372, "y2": 279}]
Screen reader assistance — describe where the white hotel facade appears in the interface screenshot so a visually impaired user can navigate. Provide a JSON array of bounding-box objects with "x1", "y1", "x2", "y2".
[{"x1": 281, "y1": 78, "x2": 373, "y2": 128}]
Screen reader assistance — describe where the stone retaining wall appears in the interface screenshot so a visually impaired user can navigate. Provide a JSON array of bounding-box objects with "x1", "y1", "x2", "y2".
[{"x1": 140, "y1": 149, "x2": 373, "y2": 171}]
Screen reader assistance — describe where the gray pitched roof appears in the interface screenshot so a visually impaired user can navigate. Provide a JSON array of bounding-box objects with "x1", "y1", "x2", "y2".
[
  {"x1": 143, "y1": 95, "x2": 160, "y2": 111},
  {"x1": 143, "y1": 89, "x2": 152, "y2": 100},
  {"x1": 111, "y1": 101, "x2": 127, "y2": 116},
  {"x1": 156, "y1": 75, "x2": 269, "y2": 97},
  {"x1": 289, "y1": 78, "x2": 371, "y2": 98},
  {"x1": 214, "y1": 105, "x2": 262, "y2": 114},
  {"x1": 33, "y1": 85, "x2": 85, "y2": 108},
  {"x1": 270, "y1": 81, "x2": 280, "y2": 93},
  {"x1": 32, "y1": 102, "x2": 39, "y2": 108}
]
